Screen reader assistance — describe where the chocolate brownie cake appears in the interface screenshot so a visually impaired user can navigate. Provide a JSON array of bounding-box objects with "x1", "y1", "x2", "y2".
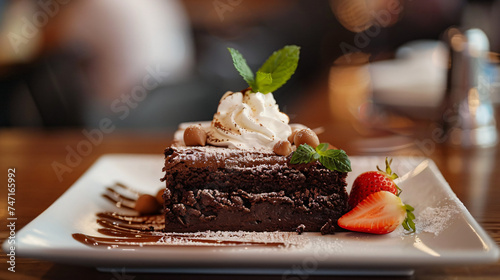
[
  {"x1": 160, "y1": 45, "x2": 351, "y2": 234},
  {"x1": 161, "y1": 146, "x2": 348, "y2": 233}
]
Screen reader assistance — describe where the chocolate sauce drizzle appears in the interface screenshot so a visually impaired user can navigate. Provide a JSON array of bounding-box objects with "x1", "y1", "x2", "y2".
[{"x1": 73, "y1": 183, "x2": 298, "y2": 249}]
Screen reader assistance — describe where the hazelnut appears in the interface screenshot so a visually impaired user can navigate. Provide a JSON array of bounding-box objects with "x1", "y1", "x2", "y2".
[
  {"x1": 273, "y1": 140, "x2": 293, "y2": 156},
  {"x1": 184, "y1": 124, "x2": 207, "y2": 146},
  {"x1": 294, "y1": 128, "x2": 320, "y2": 148},
  {"x1": 288, "y1": 129, "x2": 298, "y2": 144},
  {"x1": 135, "y1": 194, "x2": 161, "y2": 215},
  {"x1": 156, "y1": 188, "x2": 164, "y2": 205}
]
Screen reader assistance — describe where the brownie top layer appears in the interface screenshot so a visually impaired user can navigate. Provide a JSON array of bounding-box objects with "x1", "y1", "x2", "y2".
[
  {"x1": 164, "y1": 146, "x2": 286, "y2": 169},
  {"x1": 162, "y1": 146, "x2": 347, "y2": 195}
]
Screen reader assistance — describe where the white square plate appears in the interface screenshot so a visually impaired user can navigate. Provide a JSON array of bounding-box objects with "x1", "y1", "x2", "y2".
[{"x1": 3, "y1": 155, "x2": 499, "y2": 275}]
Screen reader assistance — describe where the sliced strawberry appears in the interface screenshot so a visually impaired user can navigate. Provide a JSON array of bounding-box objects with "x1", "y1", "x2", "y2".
[
  {"x1": 338, "y1": 191, "x2": 413, "y2": 234},
  {"x1": 348, "y1": 158, "x2": 400, "y2": 209}
]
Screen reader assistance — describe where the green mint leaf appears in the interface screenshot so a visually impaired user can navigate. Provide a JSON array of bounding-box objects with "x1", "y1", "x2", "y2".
[
  {"x1": 255, "y1": 45, "x2": 300, "y2": 93},
  {"x1": 313, "y1": 152, "x2": 320, "y2": 160},
  {"x1": 290, "y1": 143, "x2": 352, "y2": 173},
  {"x1": 290, "y1": 144, "x2": 317, "y2": 164},
  {"x1": 255, "y1": 71, "x2": 273, "y2": 92},
  {"x1": 316, "y1": 143, "x2": 328, "y2": 153},
  {"x1": 317, "y1": 147, "x2": 352, "y2": 172},
  {"x1": 228, "y1": 47, "x2": 255, "y2": 88}
]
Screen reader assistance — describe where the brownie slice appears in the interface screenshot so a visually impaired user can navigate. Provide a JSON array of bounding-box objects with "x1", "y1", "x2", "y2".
[{"x1": 161, "y1": 146, "x2": 348, "y2": 233}]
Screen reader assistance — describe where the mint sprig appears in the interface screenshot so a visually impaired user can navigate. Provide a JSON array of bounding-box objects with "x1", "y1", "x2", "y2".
[
  {"x1": 290, "y1": 143, "x2": 352, "y2": 172},
  {"x1": 228, "y1": 48, "x2": 255, "y2": 87},
  {"x1": 289, "y1": 143, "x2": 318, "y2": 164},
  {"x1": 227, "y1": 45, "x2": 300, "y2": 94}
]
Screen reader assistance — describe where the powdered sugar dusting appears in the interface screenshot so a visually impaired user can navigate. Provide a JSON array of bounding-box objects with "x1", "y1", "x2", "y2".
[
  {"x1": 303, "y1": 236, "x2": 345, "y2": 254},
  {"x1": 174, "y1": 146, "x2": 263, "y2": 157},
  {"x1": 155, "y1": 231, "x2": 306, "y2": 248},
  {"x1": 414, "y1": 202, "x2": 460, "y2": 236},
  {"x1": 392, "y1": 198, "x2": 461, "y2": 237},
  {"x1": 165, "y1": 146, "x2": 289, "y2": 170}
]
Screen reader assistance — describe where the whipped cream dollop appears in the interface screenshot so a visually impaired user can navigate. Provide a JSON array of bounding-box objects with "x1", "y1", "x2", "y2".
[{"x1": 207, "y1": 91, "x2": 292, "y2": 150}]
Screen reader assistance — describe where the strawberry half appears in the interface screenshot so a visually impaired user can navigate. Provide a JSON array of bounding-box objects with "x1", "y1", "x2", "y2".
[
  {"x1": 348, "y1": 158, "x2": 400, "y2": 210},
  {"x1": 338, "y1": 191, "x2": 415, "y2": 234}
]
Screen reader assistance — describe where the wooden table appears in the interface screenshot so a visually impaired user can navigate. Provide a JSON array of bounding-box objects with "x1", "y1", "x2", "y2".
[{"x1": 1, "y1": 102, "x2": 500, "y2": 279}]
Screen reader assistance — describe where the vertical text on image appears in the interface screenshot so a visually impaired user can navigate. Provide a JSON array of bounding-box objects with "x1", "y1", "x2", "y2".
[{"x1": 7, "y1": 168, "x2": 17, "y2": 272}]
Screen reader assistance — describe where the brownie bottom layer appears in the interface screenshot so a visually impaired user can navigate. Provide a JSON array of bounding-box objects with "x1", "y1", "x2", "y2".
[{"x1": 163, "y1": 188, "x2": 347, "y2": 233}]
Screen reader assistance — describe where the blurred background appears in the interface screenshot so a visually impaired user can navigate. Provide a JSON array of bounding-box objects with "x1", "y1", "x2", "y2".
[{"x1": 0, "y1": 0, "x2": 498, "y2": 134}]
